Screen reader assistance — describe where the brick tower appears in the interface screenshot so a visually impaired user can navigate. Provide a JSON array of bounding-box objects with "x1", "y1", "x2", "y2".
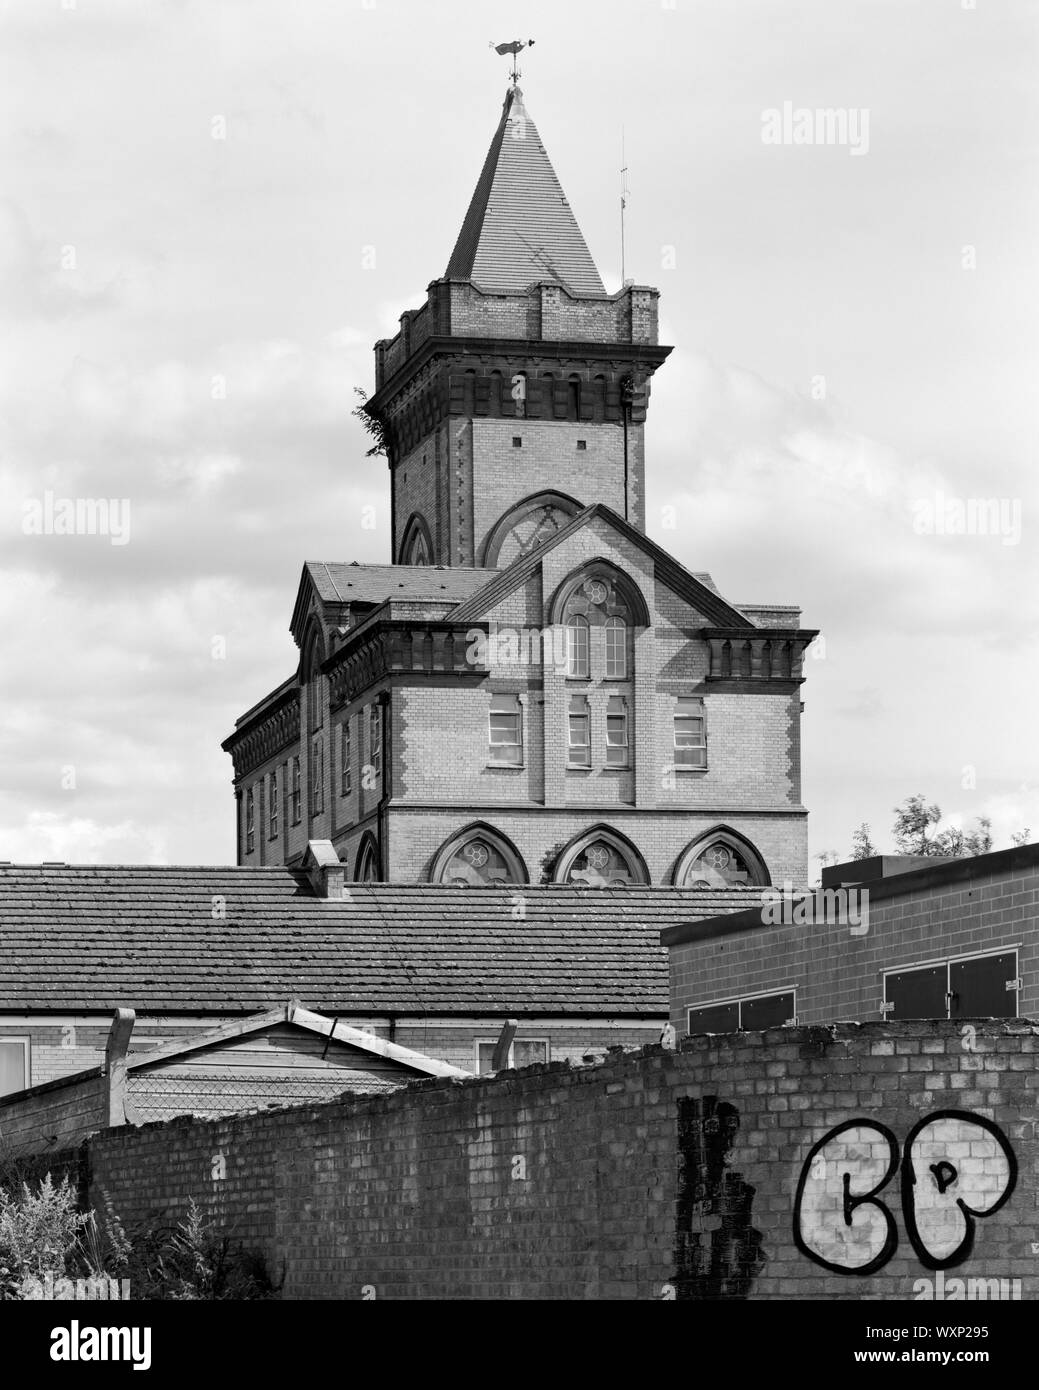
[
  {"x1": 366, "y1": 86, "x2": 672, "y2": 569},
  {"x1": 223, "y1": 79, "x2": 818, "y2": 893}
]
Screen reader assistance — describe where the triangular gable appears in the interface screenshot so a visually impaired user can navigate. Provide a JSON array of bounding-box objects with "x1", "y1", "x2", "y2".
[
  {"x1": 127, "y1": 1002, "x2": 467, "y2": 1081},
  {"x1": 451, "y1": 503, "x2": 755, "y2": 629}
]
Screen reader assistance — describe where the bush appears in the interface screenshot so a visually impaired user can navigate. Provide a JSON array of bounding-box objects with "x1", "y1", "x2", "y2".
[
  {"x1": 0, "y1": 1174, "x2": 84, "y2": 1297},
  {"x1": 0, "y1": 1169, "x2": 277, "y2": 1300}
]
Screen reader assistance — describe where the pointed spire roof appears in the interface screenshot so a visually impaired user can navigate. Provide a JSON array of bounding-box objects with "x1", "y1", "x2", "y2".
[{"x1": 445, "y1": 87, "x2": 606, "y2": 297}]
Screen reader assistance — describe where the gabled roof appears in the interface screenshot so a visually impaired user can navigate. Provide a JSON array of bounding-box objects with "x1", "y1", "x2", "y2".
[
  {"x1": 445, "y1": 87, "x2": 606, "y2": 297},
  {"x1": 0, "y1": 866, "x2": 762, "y2": 1016},
  {"x1": 306, "y1": 562, "x2": 499, "y2": 606},
  {"x1": 128, "y1": 1002, "x2": 467, "y2": 1080},
  {"x1": 289, "y1": 562, "x2": 500, "y2": 646},
  {"x1": 451, "y1": 503, "x2": 755, "y2": 628}
]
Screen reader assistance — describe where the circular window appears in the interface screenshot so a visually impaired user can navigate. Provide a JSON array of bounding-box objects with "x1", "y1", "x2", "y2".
[
  {"x1": 585, "y1": 579, "x2": 608, "y2": 605},
  {"x1": 585, "y1": 843, "x2": 611, "y2": 870}
]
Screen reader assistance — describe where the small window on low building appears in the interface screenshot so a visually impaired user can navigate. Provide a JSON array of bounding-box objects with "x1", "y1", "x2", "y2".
[
  {"x1": 687, "y1": 991, "x2": 795, "y2": 1034},
  {"x1": 512, "y1": 436, "x2": 522, "y2": 448},
  {"x1": 576, "y1": 440, "x2": 587, "y2": 450},
  {"x1": 883, "y1": 950, "x2": 1018, "y2": 1021},
  {"x1": 488, "y1": 694, "x2": 523, "y2": 766},
  {"x1": 0, "y1": 1038, "x2": 29, "y2": 1097}
]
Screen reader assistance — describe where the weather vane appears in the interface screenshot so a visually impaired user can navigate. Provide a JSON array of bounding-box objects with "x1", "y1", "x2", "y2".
[{"x1": 490, "y1": 38, "x2": 535, "y2": 88}]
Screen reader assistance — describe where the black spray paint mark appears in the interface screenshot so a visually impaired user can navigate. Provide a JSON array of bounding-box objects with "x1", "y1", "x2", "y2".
[{"x1": 672, "y1": 1096, "x2": 765, "y2": 1300}]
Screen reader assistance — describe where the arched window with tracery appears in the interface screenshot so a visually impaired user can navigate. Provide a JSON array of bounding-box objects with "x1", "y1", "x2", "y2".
[
  {"x1": 398, "y1": 513, "x2": 434, "y2": 567},
  {"x1": 354, "y1": 834, "x2": 380, "y2": 883},
  {"x1": 553, "y1": 565, "x2": 644, "y2": 684},
  {"x1": 673, "y1": 830, "x2": 770, "y2": 889},
  {"x1": 430, "y1": 825, "x2": 528, "y2": 887},
  {"x1": 553, "y1": 827, "x2": 648, "y2": 889}
]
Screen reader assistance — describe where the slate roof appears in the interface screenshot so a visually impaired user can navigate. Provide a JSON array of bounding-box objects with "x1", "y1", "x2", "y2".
[
  {"x1": 0, "y1": 867, "x2": 762, "y2": 1016},
  {"x1": 445, "y1": 87, "x2": 606, "y2": 297},
  {"x1": 305, "y1": 562, "x2": 499, "y2": 606}
]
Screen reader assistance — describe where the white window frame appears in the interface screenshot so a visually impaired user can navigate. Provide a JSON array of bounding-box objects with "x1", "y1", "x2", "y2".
[
  {"x1": 674, "y1": 696, "x2": 707, "y2": 770},
  {"x1": 245, "y1": 786, "x2": 255, "y2": 853},
  {"x1": 474, "y1": 1037, "x2": 550, "y2": 1074},
  {"x1": 687, "y1": 987, "x2": 798, "y2": 1035},
  {"x1": 605, "y1": 694, "x2": 629, "y2": 768},
  {"x1": 370, "y1": 703, "x2": 383, "y2": 777},
  {"x1": 0, "y1": 1036, "x2": 30, "y2": 1096},
  {"x1": 604, "y1": 616, "x2": 628, "y2": 679},
  {"x1": 568, "y1": 696, "x2": 591, "y2": 768},
  {"x1": 565, "y1": 616, "x2": 590, "y2": 679},
  {"x1": 290, "y1": 756, "x2": 302, "y2": 825},
  {"x1": 881, "y1": 947, "x2": 1020, "y2": 1020},
  {"x1": 488, "y1": 694, "x2": 523, "y2": 767},
  {"x1": 310, "y1": 733, "x2": 324, "y2": 815},
  {"x1": 341, "y1": 717, "x2": 352, "y2": 796}
]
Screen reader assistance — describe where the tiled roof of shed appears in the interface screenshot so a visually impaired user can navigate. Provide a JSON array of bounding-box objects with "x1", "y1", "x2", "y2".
[
  {"x1": 0, "y1": 867, "x2": 762, "y2": 1016},
  {"x1": 445, "y1": 87, "x2": 606, "y2": 296}
]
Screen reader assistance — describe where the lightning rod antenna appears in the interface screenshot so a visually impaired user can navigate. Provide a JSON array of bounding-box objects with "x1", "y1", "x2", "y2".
[{"x1": 620, "y1": 129, "x2": 630, "y2": 285}]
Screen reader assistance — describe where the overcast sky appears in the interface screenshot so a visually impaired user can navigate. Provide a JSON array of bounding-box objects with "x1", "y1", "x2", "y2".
[{"x1": 1, "y1": 0, "x2": 1036, "y2": 871}]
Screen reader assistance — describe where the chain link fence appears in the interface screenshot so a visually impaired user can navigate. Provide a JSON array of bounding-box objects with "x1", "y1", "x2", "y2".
[{"x1": 126, "y1": 1071, "x2": 401, "y2": 1122}]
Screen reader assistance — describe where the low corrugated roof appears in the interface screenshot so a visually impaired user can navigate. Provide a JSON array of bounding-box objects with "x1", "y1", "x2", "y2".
[{"x1": 0, "y1": 867, "x2": 761, "y2": 1016}]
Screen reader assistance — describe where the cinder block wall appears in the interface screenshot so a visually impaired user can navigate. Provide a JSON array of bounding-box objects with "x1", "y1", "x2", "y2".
[
  {"x1": 668, "y1": 858, "x2": 1039, "y2": 1027},
  {"x1": 79, "y1": 1020, "x2": 1037, "y2": 1300}
]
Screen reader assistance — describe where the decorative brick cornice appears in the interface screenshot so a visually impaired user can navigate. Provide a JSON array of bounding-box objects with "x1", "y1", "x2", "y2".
[
  {"x1": 222, "y1": 689, "x2": 300, "y2": 780},
  {"x1": 325, "y1": 621, "x2": 490, "y2": 710}
]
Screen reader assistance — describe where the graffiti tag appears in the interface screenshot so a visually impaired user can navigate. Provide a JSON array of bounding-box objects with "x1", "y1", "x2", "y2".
[{"x1": 793, "y1": 1111, "x2": 1016, "y2": 1275}]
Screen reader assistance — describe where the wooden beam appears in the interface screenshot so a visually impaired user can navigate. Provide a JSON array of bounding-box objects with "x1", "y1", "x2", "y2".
[{"x1": 491, "y1": 1019, "x2": 518, "y2": 1072}]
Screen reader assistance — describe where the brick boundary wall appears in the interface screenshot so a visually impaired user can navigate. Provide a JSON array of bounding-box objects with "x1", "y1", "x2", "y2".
[{"x1": 42, "y1": 1020, "x2": 1039, "y2": 1300}]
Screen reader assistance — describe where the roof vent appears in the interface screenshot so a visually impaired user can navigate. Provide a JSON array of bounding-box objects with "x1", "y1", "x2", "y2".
[{"x1": 301, "y1": 840, "x2": 347, "y2": 899}]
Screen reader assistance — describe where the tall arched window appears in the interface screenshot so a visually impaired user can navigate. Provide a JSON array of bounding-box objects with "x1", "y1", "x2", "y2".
[
  {"x1": 565, "y1": 615, "x2": 590, "y2": 679},
  {"x1": 604, "y1": 616, "x2": 628, "y2": 679},
  {"x1": 567, "y1": 376, "x2": 581, "y2": 419},
  {"x1": 304, "y1": 630, "x2": 325, "y2": 730},
  {"x1": 355, "y1": 834, "x2": 380, "y2": 883}
]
